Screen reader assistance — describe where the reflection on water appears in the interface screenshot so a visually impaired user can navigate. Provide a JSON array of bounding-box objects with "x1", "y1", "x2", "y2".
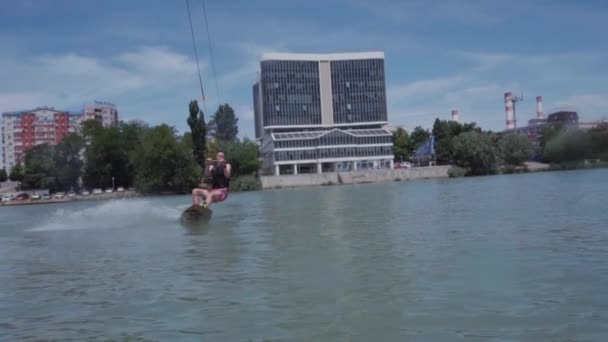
[{"x1": 1, "y1": 170, "x2": 608, "y2": 340}]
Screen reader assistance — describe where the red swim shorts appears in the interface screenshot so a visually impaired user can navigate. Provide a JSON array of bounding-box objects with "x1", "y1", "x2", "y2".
[{"x1": 211, "y1": 188, "x2": 228, "y2": 202}]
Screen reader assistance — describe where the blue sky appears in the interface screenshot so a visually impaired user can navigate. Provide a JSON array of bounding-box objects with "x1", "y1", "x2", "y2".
[{"x1": 1, "y1": 0, "x2": 607, "y2": 137}]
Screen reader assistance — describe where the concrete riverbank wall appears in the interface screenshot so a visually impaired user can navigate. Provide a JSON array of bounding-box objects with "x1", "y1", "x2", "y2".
[{"x1": 260, "y1": 165, "x2": 451, "y2": 189}]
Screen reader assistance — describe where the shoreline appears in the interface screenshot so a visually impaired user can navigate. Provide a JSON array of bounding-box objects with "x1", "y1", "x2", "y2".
[
  {"x1": 259, "y1": 165, "x2": 451, "y2": 190},
  {"x1": 0, "y1": 190, "x2": 140, "y2": 207}
]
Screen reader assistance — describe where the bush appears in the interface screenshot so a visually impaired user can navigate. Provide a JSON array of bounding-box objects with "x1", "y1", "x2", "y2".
[
  {"x1": 502, "y1": 165, "x2": 516, "y2": 174},
  {"x1": 498, "y1": 134, "x2": 534, "y2": 166},
  {"x1": 448, "y1": 166, "x2": 467, "y2": 178},
  {"x1": 452, "y1": 131, "x2": 498, "y2": 176},
  {"x1": 229, "y1": 174, "x2": 260, "y2": 192},
  {"x1": 543, "y1": 129, "x2": 592, "y2": 163}
]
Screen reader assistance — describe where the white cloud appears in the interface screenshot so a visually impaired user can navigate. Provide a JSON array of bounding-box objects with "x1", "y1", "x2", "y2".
[
  {"x1": 388, "y1": 76, "x2": 465, "y2": 101},
  {"x1": 555, "y1": 94, "x2": 608, "y2": 120},
  {"x1": 386, "y1": 50, "x2": 608, "y2": 131},
  {"x1": 0, "y1": 46, "x2": 203, "y2": 114},
  {"x1": 115, "y1": 46, "x2": 201, "y2": 75},
  {"x1": 235, "y1": 104, "x2": 254, "y2": 120}
]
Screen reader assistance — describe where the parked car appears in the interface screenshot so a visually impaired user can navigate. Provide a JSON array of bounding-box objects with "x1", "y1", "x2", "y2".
[
  {"x1": 42, "y1": 194, "x2": 51, "y2": 200},
  {"x1": 54, "y1": 192, "x2": 65, "y2": 199},
  {"x1": 116, "y1": 186, "x2": 125, "y2": 192},
  {"x1": 1, "y1": 194, "x2": 12, "y2": 202},
  {"x1": 395, "y1": 162, "x2": 412, "y2": 169},
  {"x1": 92, "y1": 188, "x2": 103, "y2": 195},
  {"x1": 81, "y1": 190, "x2": 90, "y2": 196},
  {"x1": 31, "y1": 193, "x2": 41, "y2": 200},
  {"x1": 16, "y1": 193, "x2": 29, "y2": 200},
  {"x1": 67, "y1": 192, "x2": 76, "y2": 198},
  {"x1": 105, "y1": 188, "x2": 113, "y2": 193}
]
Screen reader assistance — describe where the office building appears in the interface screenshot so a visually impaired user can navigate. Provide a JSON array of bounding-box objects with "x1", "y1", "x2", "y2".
[{"x1": 253, "y1": 52, "x2": 394, "y2": 175}]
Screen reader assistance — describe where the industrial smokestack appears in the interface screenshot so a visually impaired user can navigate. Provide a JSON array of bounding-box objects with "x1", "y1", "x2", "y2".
[
  {"x1": 451, "y1": 109, "x2": 460, "y2": 122},
  {"x1": 505, "y1": 92, "x2": 515, "y2": 130},
  {"x1": 536, "y1": 96, "x2": 544, "y2": 119}
]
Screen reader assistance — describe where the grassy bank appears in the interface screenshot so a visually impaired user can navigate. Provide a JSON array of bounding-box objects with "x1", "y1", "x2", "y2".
[{"x1": 448, "y1": 160, "x2": 608, "y2": 178}]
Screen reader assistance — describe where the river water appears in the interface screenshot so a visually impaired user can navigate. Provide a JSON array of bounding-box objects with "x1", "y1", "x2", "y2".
[{"x1": 1, "y1": 169, "x2": 608, "y2": 341}]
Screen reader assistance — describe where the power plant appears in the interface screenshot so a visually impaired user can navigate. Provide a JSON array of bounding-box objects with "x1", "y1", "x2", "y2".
[
  {"x1": 536, "y1": 96, "x2": 544, "y2": 119},
  {"x1": 451, "y1": 109, "x2": 460, "y2": 123},
  {"x1": 504, "y1": 92, "x2": 524, "y2": 130}
]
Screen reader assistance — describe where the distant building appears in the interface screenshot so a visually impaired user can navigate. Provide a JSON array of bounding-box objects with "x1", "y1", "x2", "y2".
[
  {"x1": 547, "y1": 111, "x2": 578, "y2": 126},
  {"x1": 501, "y1": 110, "x2": 583, "y2": 151},
  {"x1": 84, "y1": 101, "x2": 119, "y2": 127},
  {"x1": 253, "y1": 52, "x2": 394, "y2": 176},
  {"x1": 1, "y1": 129, "x2": 4, "y2": 171},
  {"x1": 1, "y1": 101, "x2": 119, "y2": 171}
]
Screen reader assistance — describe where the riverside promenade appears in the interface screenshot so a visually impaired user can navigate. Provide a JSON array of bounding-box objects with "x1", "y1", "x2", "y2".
[
  {"x1": 260, "y1": 165, "x2": 451, "y2": 189},
  {"x1": 0, "y1": 190, "x2": 139, "y2": 207}
]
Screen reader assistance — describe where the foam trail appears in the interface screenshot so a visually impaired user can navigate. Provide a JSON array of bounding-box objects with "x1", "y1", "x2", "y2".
[{"x1": 28, "y1": 199, "x2": 184, "y2": 232}]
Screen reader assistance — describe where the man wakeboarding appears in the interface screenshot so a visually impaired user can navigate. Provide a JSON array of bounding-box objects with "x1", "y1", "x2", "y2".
[{"x1": 192, "y1": 151, "x2": 231, "y2": 208}]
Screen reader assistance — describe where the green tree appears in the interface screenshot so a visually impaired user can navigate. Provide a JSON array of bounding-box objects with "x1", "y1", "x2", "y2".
[
  {"x1": 187, "y1": 100, "x2": 208, "y2": 170},
  {"x1": 432, "y1": 119, "x2": 481, "y2": 164},
  {"x1": 498, "y1": 133, "x2": 534, "y2": 166},
  {"x1": 81, "y1": 119, "x2": 104, "y2": 141},
  {"x1": 9, "y1": 163, "x2": 25, "y2": 182},
  {"x1": 22, "y1": 144, "x2": 58, "y2": 191},
  {"x1": 83, "y1": 125, "x2": 130, "y2": 189},
  {"x1": 120, "y1": 120, "x2": 149, "y2": 187},
  {"x1": 131, "y1": 125, "x2": 199, "y2": 194},
  {"x1": 0, "y1": 169, "x2": 7, "y2": 182},
  {"x1": 452, "y1": 131, "x2": 498, "y2": 175},
  {"x1": 539, "y1": 123, "x2": 564, "y2": 151},
  {"x1": 219, "y1": 138, "x2": 260, "y2": 176},
  {"x1": 543, "y1": 129, "x2": 592, "y2": 163},
  {"x1": 55, "y1": 134, "x2": 84, "y2": 191},
  {"x1": 209, "y1": 104, "x2": 239, "y2": 142},
  {"x1": 589, "y1": 124, "x2": 608, "y2": 160},
  {"x1": 392, "y1": 127, "x2": 410, "y2": 162},
  {"x1": 410, "y1": 126, "x2": 430, "y2": 150}
]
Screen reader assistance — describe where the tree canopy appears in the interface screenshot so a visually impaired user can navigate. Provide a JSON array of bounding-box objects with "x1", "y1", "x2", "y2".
[
  {"x1": 131, "y1": 125, "x2": 199, "y2": 194},
  {"x1": 187, "y1": 100, "x2": 207, "y2": 170},
  {"x1": 452, "y1": 131, "x2": 499, "y2": 176},
  {"x1": 392, "y1": 127, "x2": 410, "y2": 162},
  {"x1": 209, "y1": 104, "x2": 239, "y2": 142},
  {"x1": 9, "y1": 164, "x2": 24, "y2": 182},
  {"x1": 498, "y1": 134, "x2": 534, "y2": 166}
]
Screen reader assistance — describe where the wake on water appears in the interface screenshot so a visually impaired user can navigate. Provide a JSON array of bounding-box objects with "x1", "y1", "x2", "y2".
[{"x1": 28, "y1": 199, "x2": 186, "y2": 232}]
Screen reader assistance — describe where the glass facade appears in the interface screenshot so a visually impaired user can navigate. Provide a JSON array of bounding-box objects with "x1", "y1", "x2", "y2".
[
  {"x1": 273, "y1": 131, "x2": 392, "y2": 149},
  {"x1": 253, "y1": 82, "x2": 262, "y2": 138},
  {"x1": 274, "y1": 146, "x2": 393, "y2": 162},
  {"x1": 253, "y1": 53, "x2": 393, "y2": 175},
  {"x1": 331, "y1": 59, "x2": 387, "y2": 124},
  {"x1": 260, "y1": 60, "x2": 321, "y2": 127}
]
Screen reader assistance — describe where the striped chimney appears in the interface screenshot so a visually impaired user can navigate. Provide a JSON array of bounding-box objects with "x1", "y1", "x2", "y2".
[
  {"x1": 451, "y1": 109, "x2": 460, "y2": 122},
  {"x1": 505, "y1": 92, "x2": 515, "y2": 130},
  {"x1": 536, "y1": 96, "x2": 544, "y2": 119}
]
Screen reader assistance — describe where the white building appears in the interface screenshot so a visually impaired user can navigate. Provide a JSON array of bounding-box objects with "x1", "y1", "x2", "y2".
[
  {"x1": 84, "y1": 101, "x2": 119, "y2": 127},
  {"x1": 1, "y1": 128, "x2": 5, "y2": 172},
  {"x1": 1, "y1": 102, "x2": 115, "y2": 171}
]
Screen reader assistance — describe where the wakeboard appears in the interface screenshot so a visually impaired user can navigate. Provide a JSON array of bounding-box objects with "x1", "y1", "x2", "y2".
[{"x1": 180, "y1": 204, "x2": 213, "y2": 225}]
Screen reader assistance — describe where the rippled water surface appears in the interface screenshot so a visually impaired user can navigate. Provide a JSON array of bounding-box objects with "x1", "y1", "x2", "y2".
[{"x1": 1, "y1": 170, "x2": 608, "y2": 341}]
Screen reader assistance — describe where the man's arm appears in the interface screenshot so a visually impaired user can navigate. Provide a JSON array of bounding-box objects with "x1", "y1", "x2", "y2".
[{"x1": 224, "y1": 163, "x2": 231, "y2": 178}]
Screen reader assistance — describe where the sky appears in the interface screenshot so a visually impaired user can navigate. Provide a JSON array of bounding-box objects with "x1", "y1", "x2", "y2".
[{"x1": 0, "y1": 0, "x2": 607, "y2": 138}]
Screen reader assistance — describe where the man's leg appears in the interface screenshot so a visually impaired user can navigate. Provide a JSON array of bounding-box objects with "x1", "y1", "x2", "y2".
[
  {"x1": 205, "y1": 189, "x2": 221, "y2": 205},
  {"x1": 192, "y1": 188, "x2": 208, "y2": 205},
  {"x1": 211, "y1": 188, "x2": 228, "y2": 204}
]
